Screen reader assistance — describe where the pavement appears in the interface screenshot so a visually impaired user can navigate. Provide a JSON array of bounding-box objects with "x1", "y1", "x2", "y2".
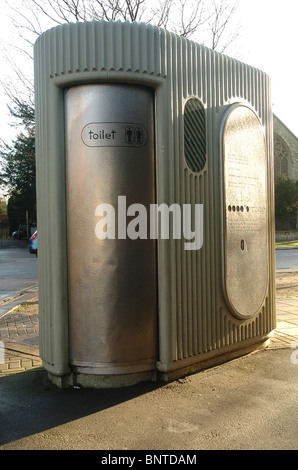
[
  {"x1": 0, "y1": 248, "x2": 297, "y2": 450},
  {"x1": 0, "y1": 292, "x2": 297, "y2": 378}
]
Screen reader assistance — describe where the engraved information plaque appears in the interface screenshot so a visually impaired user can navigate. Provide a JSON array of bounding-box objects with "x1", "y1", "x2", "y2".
[{"x1": 221, "y1": 104, "x2": 268, "y2": 318}]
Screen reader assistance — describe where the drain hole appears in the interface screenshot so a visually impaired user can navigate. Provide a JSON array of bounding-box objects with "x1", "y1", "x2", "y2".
[{"x1": 240, "y1": 239, "x2": 245, "y2": 251}]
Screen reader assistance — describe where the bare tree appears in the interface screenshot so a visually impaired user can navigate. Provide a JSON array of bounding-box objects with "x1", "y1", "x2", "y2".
[
  {"x1": 171, "y1": 0, "x2": 206, "y2": 38},
  {"x1": 1, "y1": 0, "x2": 240, "y2": 112},
  {"x1": 207, "y1": 0, "x2": 239, "y2": 53},
  {"x1": 5, "y1": 0, "x2": 239, "y2": 48}
]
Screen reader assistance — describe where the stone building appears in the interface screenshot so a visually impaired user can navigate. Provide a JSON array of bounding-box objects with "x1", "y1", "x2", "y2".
[
  {"x1": 273, "y1": 114, "x2": 298, "y2": 233},
  {"x1": 273, "y1": 114, "x2": 298, "y2": 182}
]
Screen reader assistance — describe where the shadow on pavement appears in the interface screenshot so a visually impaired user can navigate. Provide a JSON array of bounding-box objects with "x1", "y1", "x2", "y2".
[{"x1": 0, "y1": 367, "x2": 160, "y2": 447}]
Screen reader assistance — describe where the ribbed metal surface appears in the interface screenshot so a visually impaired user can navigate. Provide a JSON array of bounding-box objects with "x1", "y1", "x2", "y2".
[
  {"x1": 34, "y1": 20, "x2": 275, "y2": 377},
  {"x1": 45, "y1": 20, "x2": 167, "y2": 78},
  {"x1": 163, "y1": 35, "x2": 274, "y2": 368}
]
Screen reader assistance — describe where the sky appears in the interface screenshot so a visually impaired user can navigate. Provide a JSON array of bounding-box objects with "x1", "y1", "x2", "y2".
[
  {"x1": 236, "y1": 0, "x2": 298, "y2": 137},
  {"x1": 0, "y1": 0, "x2": 297, "y2": 145}
]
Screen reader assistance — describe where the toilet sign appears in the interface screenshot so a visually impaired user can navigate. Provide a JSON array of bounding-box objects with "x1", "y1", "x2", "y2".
[{"x1": 81, "y1": 122, "x2": 148, "y2": 147}]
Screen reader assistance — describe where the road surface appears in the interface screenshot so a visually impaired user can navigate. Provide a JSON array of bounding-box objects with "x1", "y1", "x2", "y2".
[
  {"x1": 0, "y1": 246, "x2": 38, "y2": 317},
  {"x1": 275, "y1": 248, "x2": 298, "y2": 272}
]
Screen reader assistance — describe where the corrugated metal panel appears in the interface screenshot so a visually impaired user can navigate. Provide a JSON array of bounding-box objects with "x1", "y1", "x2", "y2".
[
  {"x1": 44, "y1": 20, "x2": 167, "y2": 78},
  {"x1": 158, "y1": 33, "x2": 275, "y2": 369},
  {"x1": 34, "y1": 20, "x2": 275, "y2": 378}
]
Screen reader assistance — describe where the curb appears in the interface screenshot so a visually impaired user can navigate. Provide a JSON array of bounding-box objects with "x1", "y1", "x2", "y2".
[
  {"x1": 0, "y1": 284, "x2": 38, "y2": 307},
  {"x1": 0, "y1": 285, "x2": 38, "y2": 319},
  {"x1": 276, "y1": 246, "x2": 298, "y2": 250}
]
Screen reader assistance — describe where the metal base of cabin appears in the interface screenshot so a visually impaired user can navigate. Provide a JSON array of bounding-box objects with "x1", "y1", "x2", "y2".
[
  {"x1": 47, "y1": 369, "x2": 156, "y2": 389},
  {"x1": 158, "y1": 336, "x2": 273, "y2": 383},
  {"x1": 45, "y1": 333, "x2": 273, "y2": 389}
]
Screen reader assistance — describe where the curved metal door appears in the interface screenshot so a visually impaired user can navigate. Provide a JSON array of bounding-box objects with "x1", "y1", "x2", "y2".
[{"x1": 65, "y1": 84, "x2": 157, "y2": 374}]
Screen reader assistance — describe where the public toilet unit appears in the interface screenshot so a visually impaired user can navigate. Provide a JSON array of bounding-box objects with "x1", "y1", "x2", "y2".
[{"x1": 34, "y1": 20, "x2": 276, "y2": 388}]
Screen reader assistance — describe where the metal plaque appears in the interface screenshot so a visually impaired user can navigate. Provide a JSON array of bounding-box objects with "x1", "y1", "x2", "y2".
[
  {"x1": 65, "y1": 84, "x2": 157, "y2": 374},
  {"x1": 221, "y1": 104, "x2": 268, "y2": 319}
]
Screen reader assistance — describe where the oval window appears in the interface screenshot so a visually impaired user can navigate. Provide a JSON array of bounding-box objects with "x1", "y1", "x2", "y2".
[{"x1": 184, "y1": 98, "x2": 206, "y2": 173}]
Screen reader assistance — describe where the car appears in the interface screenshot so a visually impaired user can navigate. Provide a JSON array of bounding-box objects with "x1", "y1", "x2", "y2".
[
  {"x1": 13, "y1": 224, "x2": 33, "y2": 239},
  {"x1": 18, "y1": 224, "x2": 31, "y2": 239},
  {"x1": 29, "y1": 231, "x2": 38, "y2": 256}
]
